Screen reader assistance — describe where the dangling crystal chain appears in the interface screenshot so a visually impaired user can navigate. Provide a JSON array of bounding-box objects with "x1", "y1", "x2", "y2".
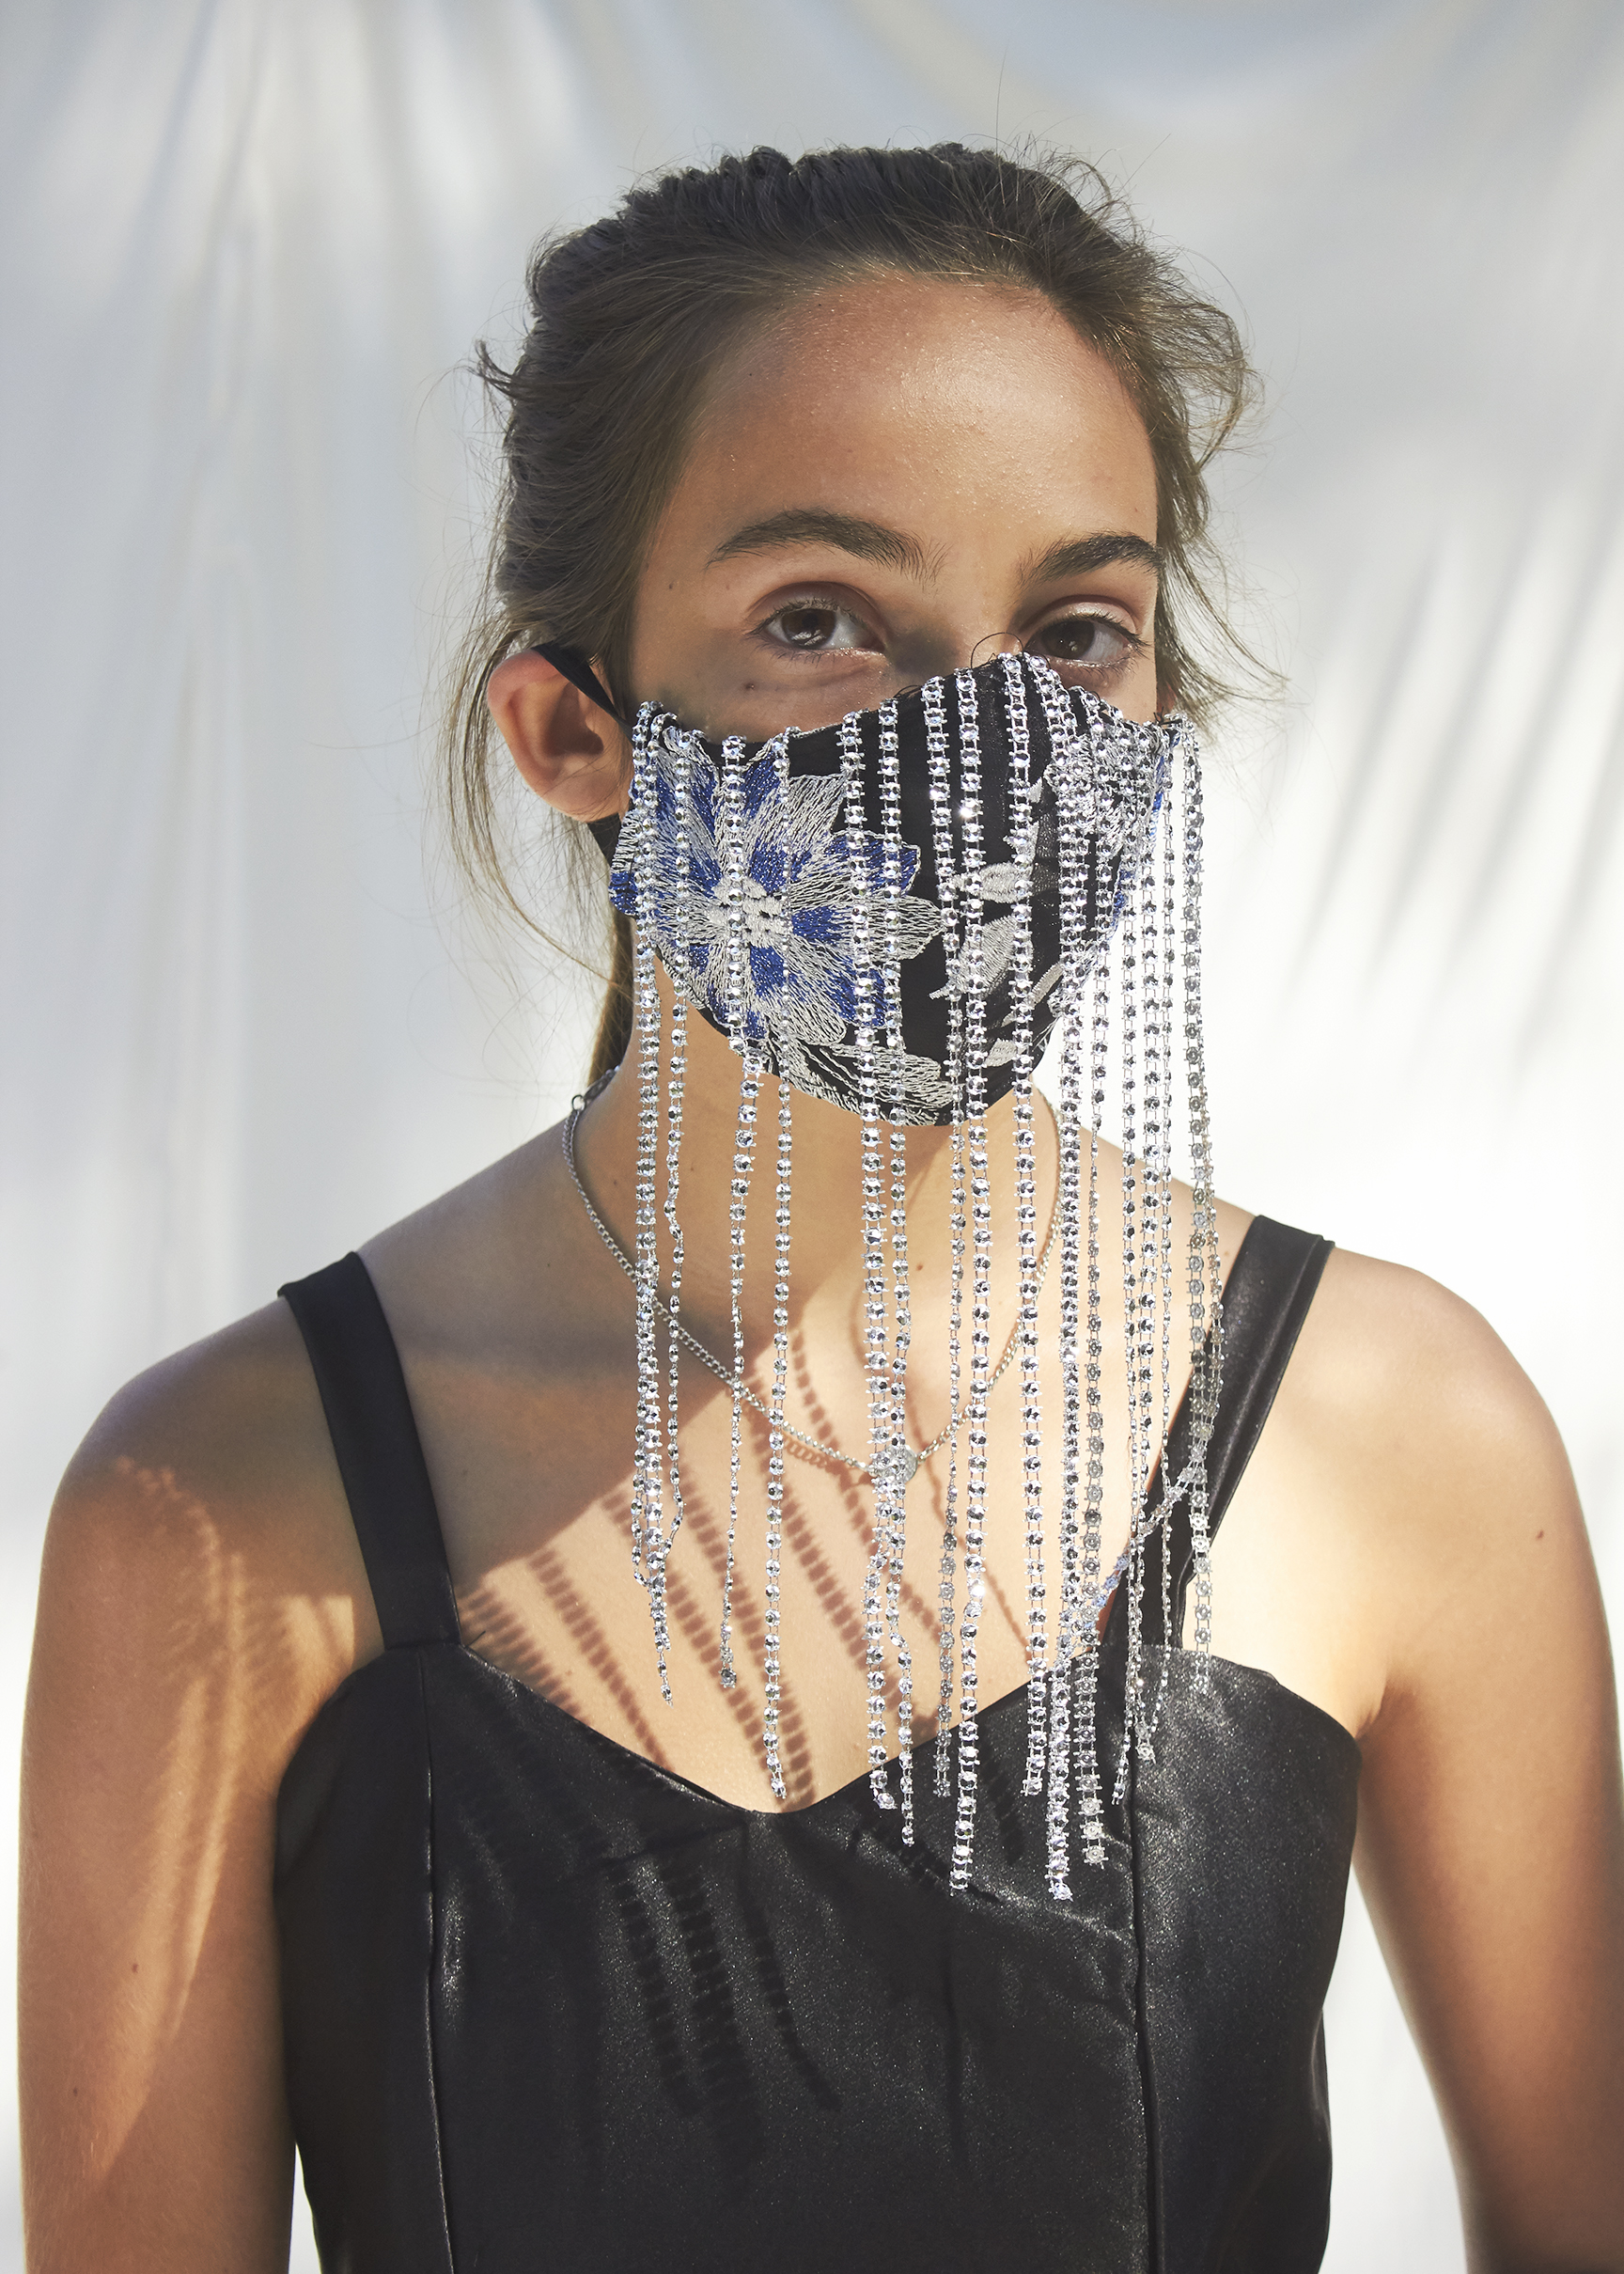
[
  {"x1": 878, "y1": 697, "x2": 916, "y2": 1840},
  {"x1": 840, "y1": 714, "x2": 897, "y2": 1811},
  {"x1": 1181, "y1": 730, "x2": 1222, "y2": 1677},
  {"x1": 1146, "y1": 766, "x2": 1179, "y2": 1742},
  {"x1": 628, "y1": 708, "x2": 672, "y2": 1698},
  {"x1": 1002, "y1": 656, "x2": 1049, "y2": 1798},
  {"x1": 949, "y1": 667, "x2": 992, "y2": 1894},
  {"x1": 663, "y1": 726, "x2": 691, "y2": 1642},
  {"x1": 1134, "y1": 807, "x2": 1162, "y2": 1755},
  {"x1": 718, "y1": 737, "x2": 756, "y2": 1691},
  {"x1": 1046, "y1": 698, "x2": 1086, "y2": 1894},
  {"x1": 923, "y1": 679, "x2": 965, "y2": 1799},
  {"x1": 1113, "y1": 794, "x2": 1148, "y2": 1804},
  {"x1": 1078, "y1": 955, "x2": 1112, "y2": 1861},
  {"x1": 761, "y1": 731, "x2": 793, "y2": 1796}
]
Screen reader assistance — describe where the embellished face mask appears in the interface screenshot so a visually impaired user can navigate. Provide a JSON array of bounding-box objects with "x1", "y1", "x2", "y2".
[
  {"x1": 602, "y1": 650, "x2": 1170, "y2": 1126},
  {"x1": 555, "y1": 644, "x2": 1222, "y2": 1899}
]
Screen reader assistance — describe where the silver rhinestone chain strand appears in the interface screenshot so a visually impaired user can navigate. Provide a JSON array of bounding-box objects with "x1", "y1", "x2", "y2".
[
  {"x1": 663, "y1": 728, "x2": 691, "y2": 1619},
  {"x1": 1181, "y1": 727, "x2": 1222, "y2": 1680},
  {"x1": 629, "y1": 708, "x2": 672, "y2": 1698},
  {"x1": 761, "y1": 733, "x2": 793, "y2": 1796},
  {"x1": 718, "y1": 737, "x2": 753, "y2": 1691},
  {"x1": 923, "y1": 677, "x2": 965, "y2": 1798},
  {"x1": 1046, "y1": 694, "x2": 1085, "y2": 1895},
  {"x1": 843, "y1": 714, "x2": 898, "y2": 1812},
  {"x1": 949, "y1": 667, "x2": 992, "y2": 1893},
  {"x1": 878, "y1": 697, "x2": 916, "y2": 1841},
  {"x1": 1003, "y1": 657, "x2": 1049, "y2": 1800},
  {"x1": 1146, "y1": 761, "x2": 1179, "y2": 1745},
  {"x1": 1113, "y1": 778, "x2": 1146, "y2": 1806}
]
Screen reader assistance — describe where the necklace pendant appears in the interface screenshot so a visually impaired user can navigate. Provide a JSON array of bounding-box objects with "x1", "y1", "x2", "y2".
[{"x1": 867, "y1": 1442, "x2": 920, "y2": 1497}]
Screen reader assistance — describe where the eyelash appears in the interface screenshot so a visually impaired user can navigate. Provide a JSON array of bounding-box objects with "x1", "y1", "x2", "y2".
[
  {"x1": 754, "y1": 597, "x2": 1148, "y2": 670},
  {"x1": 1028, "y1": 612, "x2": 1147, "y2": 670},
  {"x1": 757, "y1": 595, "x2": 879, "y2": 650}
]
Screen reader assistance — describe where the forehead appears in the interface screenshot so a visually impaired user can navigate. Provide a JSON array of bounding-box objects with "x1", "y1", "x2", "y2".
[{"x1": 672, "y1": 273, "x2": 1159, "y2": 554}]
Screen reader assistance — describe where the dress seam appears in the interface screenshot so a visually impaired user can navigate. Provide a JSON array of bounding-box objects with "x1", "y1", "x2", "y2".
[
  {"x1": 416, "y1": 1650, "x2": 460, "y2": 2273},
  {"x1": 1129, "y1": 1743, "x2": 1166, "y2": 2274}
]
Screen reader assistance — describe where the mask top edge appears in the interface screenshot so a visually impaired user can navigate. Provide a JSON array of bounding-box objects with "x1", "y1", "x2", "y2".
[{"x1": 633, "y1": 651, "x2": 1187, "y2": 767}]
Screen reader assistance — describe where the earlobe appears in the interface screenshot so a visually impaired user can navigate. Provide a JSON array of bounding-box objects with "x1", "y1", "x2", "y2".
[{"x1": 485, "y1": 651, "x2": 630, "y2": 822}]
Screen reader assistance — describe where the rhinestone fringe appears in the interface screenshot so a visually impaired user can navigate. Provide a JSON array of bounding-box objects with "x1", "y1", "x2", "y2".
[{"x1": 609, "y1": 660, "x2": 1218, "y2": 1898}]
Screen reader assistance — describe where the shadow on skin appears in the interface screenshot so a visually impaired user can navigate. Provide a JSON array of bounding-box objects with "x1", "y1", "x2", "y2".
[
  {"x1": 450, "y1": 1322, "x2": 1038, "y2": 1811},
  {"x1": 23, "y1": 1446, "x2": 350, "y2": 2215}
]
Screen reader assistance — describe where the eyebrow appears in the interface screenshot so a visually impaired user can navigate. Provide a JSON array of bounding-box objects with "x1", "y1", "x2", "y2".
[
  {"x1": 708, "y1": 509, "x2": 934, "y2": 580},
  {"x1": 1020, "y1": 532, "x2": 1163, "y2": 584},
  {"x1": 709, "y1": 512, "x2": 1163, "y2": 594}
]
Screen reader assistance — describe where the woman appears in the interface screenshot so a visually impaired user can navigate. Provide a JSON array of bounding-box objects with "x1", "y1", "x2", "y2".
[{"x1": 20, "y1": 144, "x2": 1623, "y2": 2272}]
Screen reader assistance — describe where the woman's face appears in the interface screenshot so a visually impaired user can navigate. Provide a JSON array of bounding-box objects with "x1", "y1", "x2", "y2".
[{"x1": 627, "y1": 273, "x2": 1163, "y2": 742}]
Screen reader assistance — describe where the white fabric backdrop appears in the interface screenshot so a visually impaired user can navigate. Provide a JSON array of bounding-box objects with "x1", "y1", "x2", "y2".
[{"x1": 3, "y1": 1, "x2": 1620, "y2": 2264}]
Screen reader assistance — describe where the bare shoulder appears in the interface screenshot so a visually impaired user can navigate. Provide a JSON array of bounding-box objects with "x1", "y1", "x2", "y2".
[
  {"x1": 36, "y1": 1295, "x2": 379, "y2": 1786},
  {"x1": 1202, "y1": 1221, "x2": 1600, "y2": 1751},
  {"x1": 1285, "y1": 1243, "x2": 1577, "y2": 1556},
  {"x1": 1264, "y1": 1240, "x2": 1599, "y2": 1730},
  {"x1": 1275, "y1": 1262, "x2": 1624, "y2": 2258},
  {"x1": 23, "y1": 1306, "x2": 382, "y2": 2268}
]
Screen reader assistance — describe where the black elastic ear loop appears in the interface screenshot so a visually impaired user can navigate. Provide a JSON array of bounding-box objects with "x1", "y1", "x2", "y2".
[
  {"x1": 531, "y1": 643, "x2": 626, "y2": 864},
  {"x1": 532, "y1": 642, "x2": 626, "y2": 725}
]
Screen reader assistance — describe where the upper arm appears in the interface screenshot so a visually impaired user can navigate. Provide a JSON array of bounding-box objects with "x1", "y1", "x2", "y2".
[
  {"x1": 19, "y1": 1307, "x2": 374, "y2": 2273},
  {"x1": 1348, "y1": 1266, "x2": 1624, "y2": 2271}
]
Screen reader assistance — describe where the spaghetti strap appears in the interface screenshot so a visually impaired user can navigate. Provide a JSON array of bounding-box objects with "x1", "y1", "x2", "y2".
[
  {"x1": 1140, "y1": 1215, "x2": 1334, "y2": 1649},
  {"x1": 279, "y1": 1253, "x2": 461, "y2": 1651}
]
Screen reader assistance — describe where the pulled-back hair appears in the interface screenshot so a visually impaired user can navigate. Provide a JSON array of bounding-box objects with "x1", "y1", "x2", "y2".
[{"x1": 445, "y1": 143, "x2": 1258, "y2": 1076}]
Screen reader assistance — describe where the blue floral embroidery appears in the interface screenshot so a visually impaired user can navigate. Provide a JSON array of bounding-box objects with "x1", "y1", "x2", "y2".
[{"x1": 613, "y1": 733, "x2": 948, "y2": 1117}]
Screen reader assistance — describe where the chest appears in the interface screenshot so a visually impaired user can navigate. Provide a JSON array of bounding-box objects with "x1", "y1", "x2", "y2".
[{"x1": 396, "y1": 1300, "x2": 1380, "y2": 1818}]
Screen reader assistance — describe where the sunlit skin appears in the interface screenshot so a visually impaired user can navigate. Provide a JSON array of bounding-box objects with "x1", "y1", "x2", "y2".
[{"x1": 20, "y1": 275, "x2": 1624, "y2": 2271}]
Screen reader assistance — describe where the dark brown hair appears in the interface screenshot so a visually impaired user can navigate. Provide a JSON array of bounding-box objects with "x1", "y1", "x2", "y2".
[{"x1": 445, "y1": 143, "x2": 1259, "y2": 1079}]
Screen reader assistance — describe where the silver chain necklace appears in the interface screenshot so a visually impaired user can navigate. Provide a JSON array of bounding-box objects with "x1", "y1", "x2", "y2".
[{"x1": 563, "y1": 1091, "x2": 1062, "y2": 1496}]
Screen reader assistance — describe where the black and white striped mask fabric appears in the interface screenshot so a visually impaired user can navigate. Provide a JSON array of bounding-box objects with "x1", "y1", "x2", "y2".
[{"x1": 601, "y1": 649, "x2": 1223, "y2": 1896}]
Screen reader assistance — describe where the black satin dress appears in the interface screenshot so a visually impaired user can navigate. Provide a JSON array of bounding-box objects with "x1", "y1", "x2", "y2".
[{"x1": 276, "y1": 1216, "x2": 1358, "y2": 2273}]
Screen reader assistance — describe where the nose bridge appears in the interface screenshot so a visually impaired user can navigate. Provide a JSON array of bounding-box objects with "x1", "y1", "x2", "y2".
[{"x1": 891, "y1": 600, "x2": 1023, "y2": 685}]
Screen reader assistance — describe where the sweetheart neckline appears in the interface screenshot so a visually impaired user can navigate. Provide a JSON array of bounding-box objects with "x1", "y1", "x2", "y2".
[{"x1": 431, "y1": 1631, "x2": 1362, "y2": 1824}]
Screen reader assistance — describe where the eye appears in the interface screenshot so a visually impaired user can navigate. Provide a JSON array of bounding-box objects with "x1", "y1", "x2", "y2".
[
  {"x1": 1025, "y1": 611, "x2": 1144, "y2": 677},
  {"x1": 758, "y1": 599, "x2": 881, "y2": 654}
]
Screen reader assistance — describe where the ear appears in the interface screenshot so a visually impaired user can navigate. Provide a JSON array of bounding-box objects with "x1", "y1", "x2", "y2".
[{"x1": 486, "y1": 651, "x2": 630, "y2": 822}]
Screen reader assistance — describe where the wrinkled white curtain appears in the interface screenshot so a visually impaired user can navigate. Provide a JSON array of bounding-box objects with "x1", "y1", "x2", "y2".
[{"x1": 2, "y1": 1, "x2": 1620, "y2": 2265}]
